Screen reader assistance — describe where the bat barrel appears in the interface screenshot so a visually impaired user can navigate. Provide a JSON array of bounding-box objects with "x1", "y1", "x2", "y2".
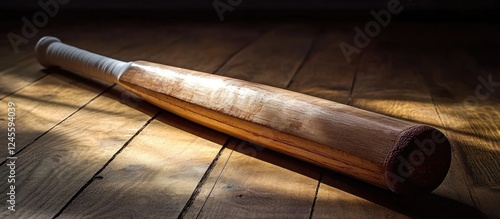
[{"x1": 35, "y1": 36, "x2": 131, "y2": 84}]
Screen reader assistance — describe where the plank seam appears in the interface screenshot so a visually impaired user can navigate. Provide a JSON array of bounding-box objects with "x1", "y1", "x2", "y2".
[
  {"x1": 177, "y1": 138, "x2": 233, "y2": 218},
  {"x1": 347, "y1": 52, "x2": 362, "y2": 106},
  {"x1": 308, "y1": 171, "x2": 324, "y2": 219},
  {"x1": 193, "y1": 139, "x2": 236, "y2": 219},
  {"x1": 52, "y1": 110, "x2": 161, "y2": 218},
  {"x1": 213, "y1": 25, "x2": 275, "y2": 75},
  {"x1": 285, "y1": 27, "x2": 322, "y2": 89}
]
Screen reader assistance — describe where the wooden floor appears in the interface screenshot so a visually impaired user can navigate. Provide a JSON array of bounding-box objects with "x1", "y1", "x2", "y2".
[{"x1": 1, "y1": 19, "x2": 499, "y2": 218}]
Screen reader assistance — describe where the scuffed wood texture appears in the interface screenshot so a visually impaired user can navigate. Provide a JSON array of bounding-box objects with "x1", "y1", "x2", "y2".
[{"x1": 0, "y1": 20, "x2": 498, "y2": 218}]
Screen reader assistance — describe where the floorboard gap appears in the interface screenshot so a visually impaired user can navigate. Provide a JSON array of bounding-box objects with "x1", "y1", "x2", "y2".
[
  {"x1": 308, "y1": 171, "x2": 323, "y2": 219},
  {"x1": 285, "y1": 27, "x2": 322, "y2": 89},
  {"x1": 212, "y1": 27, "x2": 272, "y2": 75},
  {"x1": 177, "y1": 138, "x2": 234, "y2": 219},
  {"x1": 347, "y1": 53, "x2": 362, "y2": 106}
]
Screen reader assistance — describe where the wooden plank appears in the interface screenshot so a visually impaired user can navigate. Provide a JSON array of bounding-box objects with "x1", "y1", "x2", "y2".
[
  {"x1": 314, "y1": 168, "x2": 483, "y2": 218},
  {"x1": 420, "y1": 46, "x2": 500, "y2": 217},
  {"x1": 0, "y1": 85, "x2": 159, "y2": 218},
  {"x1": 180, "y1": 140, "x2": 235, "y2": 218},
  {"x1": 0, "y1": 57, "x2": 46, "y2": 99},
  {"x1": 313, "y1": 171, "x2": 408, "y2": 219},
  {"x1": 287, "y1": 25, "x2": 358, "y2": 104},
  {"x1": 141, "y1": 22, "x2": 265, "y2": 73},
  {"x1": 184, "y1": 24, "x2": 320, "y2": 218},
  {"x1": 55, "y1": 23, "x2": 265, "y2": 217},
  {"x1": 198, "y1": 140, "x2": 320, "y2": 218},
  {"x1": 57, "y1": 111, "x2": 228, "y2": 218},
  {"x1": 0, "y1": 70, "x2": 110, "y2": 162}
]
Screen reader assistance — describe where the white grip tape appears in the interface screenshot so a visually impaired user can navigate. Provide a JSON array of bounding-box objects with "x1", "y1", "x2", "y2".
[{"x1": 35, "y1": 36, "x2": 131, "y2": 84}]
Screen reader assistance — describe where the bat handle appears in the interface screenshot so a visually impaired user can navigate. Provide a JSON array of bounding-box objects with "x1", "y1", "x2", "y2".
[{"x1": 35, "y1": 36, "x2": 131, "y2": 84}]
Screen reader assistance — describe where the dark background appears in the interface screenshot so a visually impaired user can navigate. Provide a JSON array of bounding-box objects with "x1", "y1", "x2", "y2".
[
  {"x1": 1, "y1": 0, "x2": 500, "y2": 21},
  {"x1": 2, "y1": 0, "x2": 500, "y2": 10}
]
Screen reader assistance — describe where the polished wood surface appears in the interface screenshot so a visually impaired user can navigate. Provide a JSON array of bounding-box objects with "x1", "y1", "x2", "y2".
[{"x1": 0, "y1": 20, "x2": 498, "y2": 218}]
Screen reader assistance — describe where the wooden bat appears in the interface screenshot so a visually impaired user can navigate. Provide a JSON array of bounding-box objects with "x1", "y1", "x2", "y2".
[{"x1": 35, "y1": 36, "x2": 451, "y2": 195}]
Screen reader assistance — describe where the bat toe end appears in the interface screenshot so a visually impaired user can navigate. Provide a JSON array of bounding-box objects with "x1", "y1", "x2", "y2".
[{"x1": 384, "y1": 125, "x2": 452, "y2": 195}]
